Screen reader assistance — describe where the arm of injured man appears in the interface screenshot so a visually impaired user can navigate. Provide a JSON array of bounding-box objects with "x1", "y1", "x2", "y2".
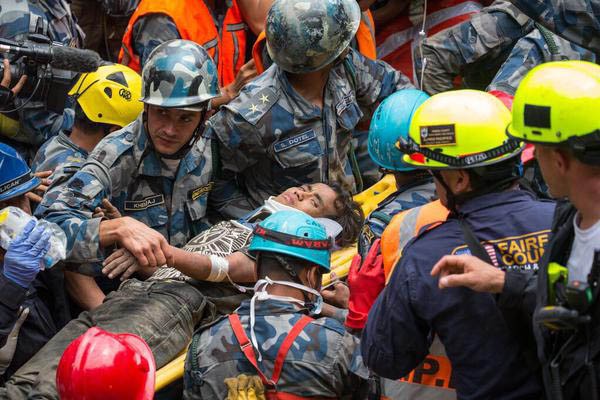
[{"x1": 170, "y1": 248, "x2": 257, "y2": 284}]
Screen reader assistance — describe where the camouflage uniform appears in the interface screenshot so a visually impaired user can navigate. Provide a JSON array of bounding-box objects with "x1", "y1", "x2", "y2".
[
  {"x1": 0, "y1": 210, "x2": 264, "y2": 400},
  {"x1": 209, "y1": 48, "x2": 413, "y2": 219},
  {"x1": 418, "y1": 0, "x2": 534, "y2": 95},
  {"x1": 130, "y1": 14, "x2": 181, "y2": 70},
  {"x1": 31, "y1": 131, "x2": 88, "y2": 173},
  {"x1": 488, "y1": 28, "x2": 596, "y2": 95},
  {"x1": 357, "y1": 179, "x2": 435, "y2": 260},
  {"x1": 509, "y1": 0, "x2": 600, "y2": 53},
  {"x1": 0, "y1": 0, "x2": 83, "y2": 147},
  {"x1": 184, "y1": 299, "x2": 368, "y2": 399},
  {"x1": 35, "y1": 114, "x2": 215, "y2": 275}
]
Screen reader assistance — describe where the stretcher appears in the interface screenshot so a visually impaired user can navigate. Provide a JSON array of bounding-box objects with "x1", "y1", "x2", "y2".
[{"x1": 155, "y1": 174, "x2": 396, "y2": 392}]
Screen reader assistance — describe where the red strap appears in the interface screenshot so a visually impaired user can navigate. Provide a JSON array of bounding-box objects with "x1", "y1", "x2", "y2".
[
  {"x1": 228, "y1": 313, "x2": 314, "y2": 386},
  {"x1": 228, "y1": 313, "x2": 273, "y2": 386},
  {"x1": 271, "y1": 315, "x2": 313, "y2": 383}
]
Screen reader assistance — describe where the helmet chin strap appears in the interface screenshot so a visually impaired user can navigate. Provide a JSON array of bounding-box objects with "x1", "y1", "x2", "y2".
[{"x1": 142, "y1": 107, "x2": 208, "y2": 160}]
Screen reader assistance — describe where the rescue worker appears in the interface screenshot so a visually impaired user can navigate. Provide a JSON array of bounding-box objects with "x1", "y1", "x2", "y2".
[
  {"x1": 508, "y1": 0, "x2": 600, "y2": 53},
  {"x1": 0, "y1": 143, "x2": 55, "y2": 380},
  {"x1": 31, "y1": 64, "x2": 142, "y2": 312},
  {"x1": 431, "y1": 61, "x2": 600, "y2": 400},
  {"x1": 362, "y1": 90, "x2": 555, "y2": 398},
  {"x1": 209, "y1": 0, "x2": 414, "y2": 219},
  {"x1": 373, "y1": 0, "x2": 488, "y2": 82},
  {"x1": 348, "y1": 88, "x2": 434, "y2": 331},
  {"x1": 0, "y1": 0, "x2": 84, "y2": 153},
  {"x1": 56, "y1": 327, "x2": 155, "y2": 400},
  {"x1": 0, "y1": 183, "x2": 361, "y2": 399},
  {"x1": 119, "y1": 0, "x2": 260, "y2": 106},
  {"x1": 31, "y1": 63, "x2": 143, "y2": 180},
  {"x1": 184, "y1": 210, "x2": 368, "y2": 399},
  {"x1": 418, "y1": 0, "x2": 594, "y2": 99},
  {"x1": 36, "y1": 40, "x2": 219, "y2": 286}
]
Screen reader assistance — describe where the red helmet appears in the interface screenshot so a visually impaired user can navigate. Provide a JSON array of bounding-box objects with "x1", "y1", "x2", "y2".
[{"x1": 57, "y1": 327, "x2": 155, "y2": 400}]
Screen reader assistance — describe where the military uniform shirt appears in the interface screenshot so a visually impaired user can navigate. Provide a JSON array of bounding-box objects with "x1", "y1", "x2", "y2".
[
  {"x1": 37, "y1": 115, "x2": 215, "y2": 274},
  {"x1": 487, "y1": 28, "x2": 596, "y2": 95},
  {"x1": 31, "y1": 131, "x2": 88, "y2": 173},
  {"x1": 185, "y1": 299, "x2": 368, "y2": 399},
  {"x1": 208, "y1": 48, "x2": 413, "y2": 217}
]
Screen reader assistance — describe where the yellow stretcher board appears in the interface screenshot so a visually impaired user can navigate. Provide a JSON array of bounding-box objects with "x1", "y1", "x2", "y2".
[{"x1": 155, "y1": 175, "x2": 396, "y2": 391}]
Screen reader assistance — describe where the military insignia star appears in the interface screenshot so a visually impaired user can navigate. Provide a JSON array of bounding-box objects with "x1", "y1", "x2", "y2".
[
  {"x1": 248, "y1": 103, "x2": 259, "y2": 114},
  {"x1": 259, "y1": 94, "x2": 269, "y2": 104}
]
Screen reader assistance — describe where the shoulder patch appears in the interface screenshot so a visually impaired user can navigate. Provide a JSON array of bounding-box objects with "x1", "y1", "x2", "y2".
[
  {"x1": 88, "y1": 126, "x2": 138, "y2": 168},
  {"x1": 232, "y1": 87, "x2": 279, "y2": 126}
]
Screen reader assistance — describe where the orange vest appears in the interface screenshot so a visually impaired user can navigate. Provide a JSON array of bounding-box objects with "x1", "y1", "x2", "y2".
[
  {"x1": 252, "y1": 10, "x2": 377, "y2": 75},
  {"x1": 119, "y1": 0, "x2": 247, "y2": 87},
  {"x1": 381, "y1": 199, "x2": 449, "y2": 282},
  {"x1": 376, "y1": 0, "x2": 484, "y2": 82}
]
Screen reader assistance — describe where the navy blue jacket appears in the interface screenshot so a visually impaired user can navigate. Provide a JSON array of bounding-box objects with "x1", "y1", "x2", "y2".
[{"x1": 362, "y1": 190, "x2": 555, "y2": 399}]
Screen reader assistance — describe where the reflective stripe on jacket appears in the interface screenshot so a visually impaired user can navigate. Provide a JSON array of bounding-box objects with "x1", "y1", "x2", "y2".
[{"x1": 376, "y1": 0, "x2": 484, "y2": 81}]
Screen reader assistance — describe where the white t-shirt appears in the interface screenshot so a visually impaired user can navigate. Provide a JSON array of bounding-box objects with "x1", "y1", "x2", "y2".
[{"x1": 567, "y1": 212, "x2": 600, "y2": 283}]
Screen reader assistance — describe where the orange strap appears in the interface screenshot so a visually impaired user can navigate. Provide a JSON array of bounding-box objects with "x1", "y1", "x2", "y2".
[{"x1": 228, "y1": 313, "x2": 313, "y2": 387}]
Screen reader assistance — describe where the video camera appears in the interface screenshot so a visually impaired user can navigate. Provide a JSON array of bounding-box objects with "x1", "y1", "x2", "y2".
[{"x1": 0, "y1": 34, "x2": 102, "y2": 114}]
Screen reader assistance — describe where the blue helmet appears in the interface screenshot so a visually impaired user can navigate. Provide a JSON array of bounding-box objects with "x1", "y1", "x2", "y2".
[
  {"x1": 249, "y1": 211, "x2": 331, "y2": 271},
  {"x1": 0, "y1": 143, "x2": 41, "y2": 202},
  {"x1": 368, "y1": 89, "x2": 430, "y2": 172}
]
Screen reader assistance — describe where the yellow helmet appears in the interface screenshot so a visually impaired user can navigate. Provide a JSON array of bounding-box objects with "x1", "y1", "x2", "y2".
[
  {"x1": 68, "y1": 64, "x2": 143, "y2": 128},
  {"x1": 507, "y1": 61, "x2": 600, "y2": 148},
  {"x1": 397, "y1": 90, "x2": 524, "y2": 169}
]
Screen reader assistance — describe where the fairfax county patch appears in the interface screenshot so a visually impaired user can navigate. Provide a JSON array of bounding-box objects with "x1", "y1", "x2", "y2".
[
  {"x1": 420, "y1": 124, "x2": 456, "y2": 147},
  {"x1": 124, "y1": 194, "x2": 165, "y2": 211},
  {"x1": 189, "y1": 182, "x2": 214, "y2": 201},
  {"x1": 273, "y1": 130, "x2": 317, "y2": 153}
]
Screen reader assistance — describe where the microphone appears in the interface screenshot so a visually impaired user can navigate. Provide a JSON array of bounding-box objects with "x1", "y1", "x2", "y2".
[{"x1": 0, "y1": 42, "x2": 101, "y2": 72}]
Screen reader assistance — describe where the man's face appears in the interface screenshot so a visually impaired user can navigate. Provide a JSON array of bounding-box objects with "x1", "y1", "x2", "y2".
[
  {"x1": 534, "y1": 144, "x2": 568, "y2": 198},
  {"x1": 146, "y1": 105, "x2": 203, "y2": 155},
  {"x1": 274, "y1": 183, "x2": 339, "y2": 217}
]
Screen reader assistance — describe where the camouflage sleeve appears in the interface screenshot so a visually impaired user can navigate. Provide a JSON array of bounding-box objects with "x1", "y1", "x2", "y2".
[
  {"x1": 207, "y1": 118, "x2": 265, "y2": 218},
  {"x1": 35, "y1": 151, "x2": 126, "y2": 266},
  {"x1": 335, "y1": 332, "x2": 370, "y2": 398},
  {"x1": 509, "y1": 0, "x2": 600, "y2": 53},
  {"x1": 419, "y1": 0, "x2": 534, "y2": 95},
  {"x1": 487, "y1": 28, "x2": 597, "y2": 94},
  {"x1": 347, "y1": 48, "x2": 414, "y2": 115},
  {"x1": 132, "y1": 14, "x2": 181, "y2": 70}
]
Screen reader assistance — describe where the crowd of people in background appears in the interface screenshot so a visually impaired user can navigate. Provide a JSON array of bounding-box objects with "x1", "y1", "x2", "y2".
[{"x1": 0, "y1": 0, "x2": 599, "y2": 399}]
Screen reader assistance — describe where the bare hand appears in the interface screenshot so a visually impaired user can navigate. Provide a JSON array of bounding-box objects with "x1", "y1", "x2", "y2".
[
  {"x1": 430, "y1": 255, "x2": 505, "y2": 293},
  {"x1": 25, "y1": 170, "x2": 52, "y2": 203},
  {"x1": 115, "y1": 217, "x2": 174, "y2": 269},
  {"x1": 102, "y1": 248, "x2": 155, "y2": 280},
  {"x1": 224, "y1": 59, "x2": 258, "y2": 99},
  {"x1": 93, "y1": 198, "x2": 122, "y2": 219},
  {"x1": 1, "y1": 58, "x2": 27, "y2": 97},
  {"x1": 321, "y1": 282, "x2": 350, "y2": 309}
]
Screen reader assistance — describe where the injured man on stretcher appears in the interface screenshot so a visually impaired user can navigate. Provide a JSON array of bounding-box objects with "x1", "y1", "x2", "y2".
[{"x1": 0, "y1": 183, "x2": 362, "y2": 399}]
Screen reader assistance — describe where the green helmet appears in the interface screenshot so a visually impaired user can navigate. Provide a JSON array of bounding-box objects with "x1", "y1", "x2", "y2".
[
  {"x1": 249, "y1": 211, "x2": 331, "y2": 271},
  {"x1": 265, "y1": 0, "x2": 361, "y2": 73},
  {"x1": 507, "y1": 61, "x2": 600, "y2": 160},
  {"x1": 141, "y1": 40, "x2": 220, "y2": 111}
]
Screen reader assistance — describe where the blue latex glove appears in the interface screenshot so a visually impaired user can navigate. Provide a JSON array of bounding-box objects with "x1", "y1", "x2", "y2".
[{"x1": 3, "y1": 220, "x2": 51, "y2": 288}]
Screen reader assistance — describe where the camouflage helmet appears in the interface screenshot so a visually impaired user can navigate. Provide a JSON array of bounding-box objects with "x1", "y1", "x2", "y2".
[
  {"x1": 141, "y1": 40, "x2": 220, "y2": 111},
  {"x1": 265, "y1": 0, "x2": 361, "y2": 74}
]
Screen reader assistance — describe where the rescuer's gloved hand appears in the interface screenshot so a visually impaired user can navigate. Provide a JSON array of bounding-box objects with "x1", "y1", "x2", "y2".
[
  {"x1": 346, "y1": 239, "x2": 385, "y2": 330},
  {"x1": 3, "y1": 220, "x2": 50, "y2": 288},
  {"x1": 225, "y1": 374, "x2": 266, "y2": 400}
]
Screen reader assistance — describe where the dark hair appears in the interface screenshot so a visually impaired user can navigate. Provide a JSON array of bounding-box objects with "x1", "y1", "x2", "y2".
[
  {"x1": 256, "y1": 252, "x2": 320, "y2": 281},
  {"x1": 468, "y1": 155, "x2": 522, "y2": 193},
  {"x1": 327, "y1": 183, "x2": 364, "y2": 247},
  {"x1": 73, "y1": 103, "x2": 114, "y2": 135}
]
